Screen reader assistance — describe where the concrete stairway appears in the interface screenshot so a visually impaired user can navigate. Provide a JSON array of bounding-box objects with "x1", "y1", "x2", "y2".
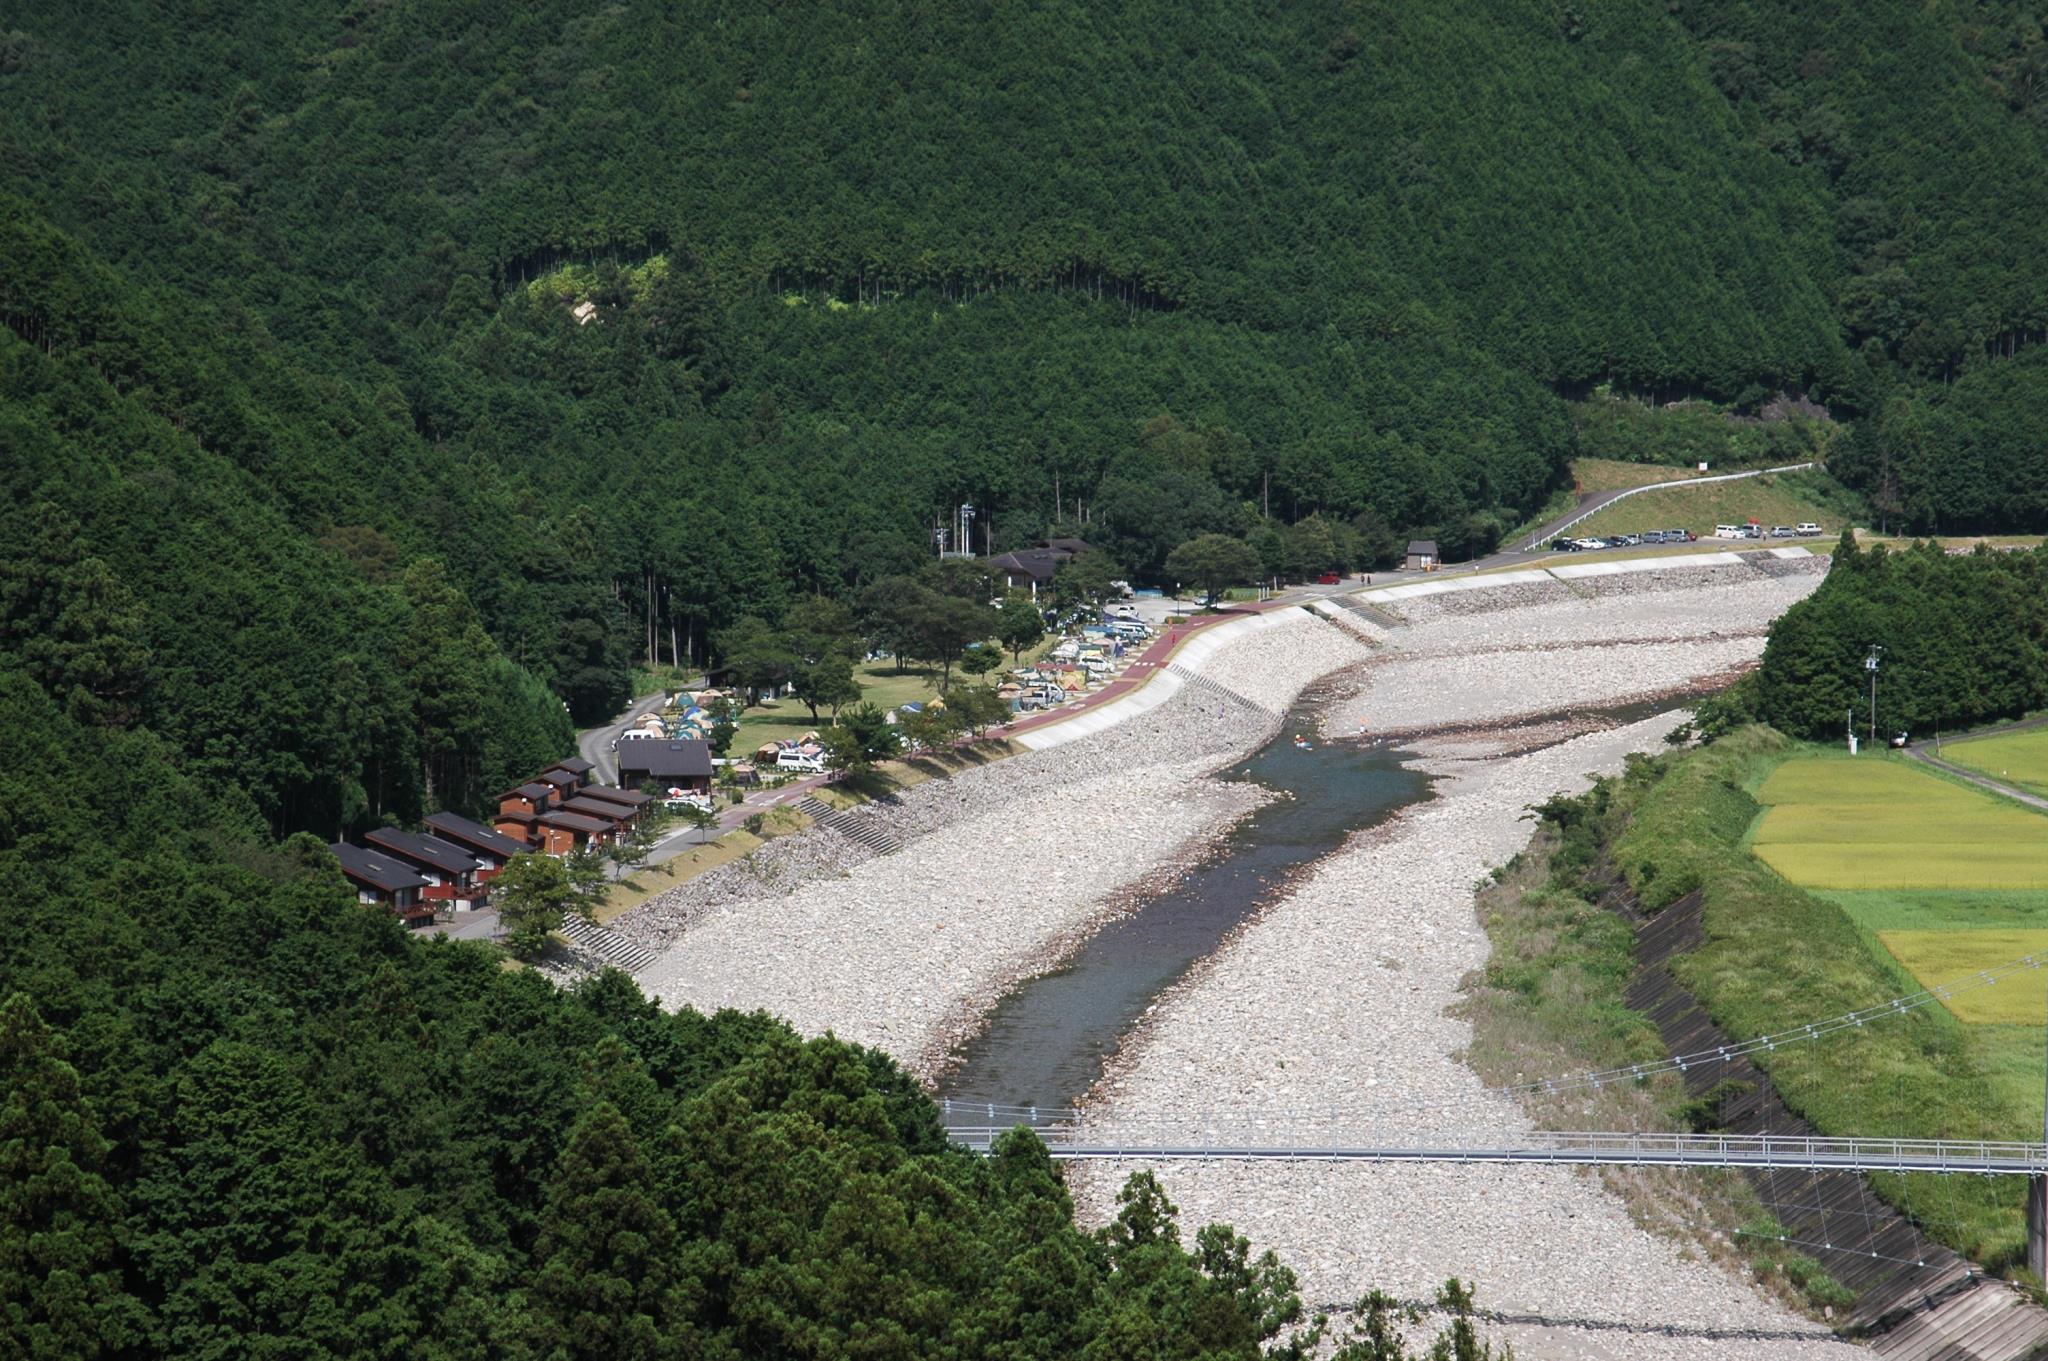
[
  {"x1": 796, "y1": 796, "x2": 902, "y2": 854},
  {"x1": 555, "y1": 913, "x2": 659, "y2": 974}
]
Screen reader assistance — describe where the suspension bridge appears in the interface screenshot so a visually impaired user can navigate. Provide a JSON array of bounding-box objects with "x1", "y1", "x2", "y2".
[
  {"x1": 938, "y1": 1119, "x2": 2048, "y2": 1178},
  {"x1": 941, "y1": 948, "x2": 2048, "y2": 1359}
]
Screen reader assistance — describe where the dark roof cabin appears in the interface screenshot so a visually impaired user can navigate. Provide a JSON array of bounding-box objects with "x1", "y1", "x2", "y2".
[
  {"x1": 577, "y1": 784, "x2": 653, "y2": 809},
  {"x1": 536, "y1": 769, "x2": 579, "y2": 797},
  {"x1": 616, "y1": 739, "x2": 714, "y2": 792},
  {"x1": 561, "y1": 796, "x2": 634, "y2": 827},
  {"x1": 423, "y1": 811, "x2": 529, "y2": 865},
  {"x1": 987, "y1": 548, "x2": 1066, "y2": 590},
  {"x1": 363, "y1": 828, "x2": 483, "y2": 885},
  {"x1": 330, "y1": 842, "x2": 435, "y2": 928},
  {"x1": 1404, "y1": 539, "x2": 1440, "y2": 571},
  {"x1": 534, "y1": 809, "x2": 613, "y2": 855},
  {"x1": 543, "y1": 756, "x2": 595, "y2": 786},
  {"x1": 498, "y1": 782, "x2": 558, "y2": 817}
]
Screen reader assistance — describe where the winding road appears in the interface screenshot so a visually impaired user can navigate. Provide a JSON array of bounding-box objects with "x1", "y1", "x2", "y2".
[
  {"x1": 576, "y1": 689, "x2": 672, "y2": 786},
  {"x1": 1514, "y1": 461, "x2": 1820, "y2": 552}
]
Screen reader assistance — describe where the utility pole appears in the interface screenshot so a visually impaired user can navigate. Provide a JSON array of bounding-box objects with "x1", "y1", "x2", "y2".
[{"x1": 1865, "y1": 645, "x2": 1884, "y2": 748}]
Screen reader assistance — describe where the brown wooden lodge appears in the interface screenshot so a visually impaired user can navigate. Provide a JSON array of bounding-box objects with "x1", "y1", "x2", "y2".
[{"x1": 334, "y1": 752, "x2": 654, "y2": 928}]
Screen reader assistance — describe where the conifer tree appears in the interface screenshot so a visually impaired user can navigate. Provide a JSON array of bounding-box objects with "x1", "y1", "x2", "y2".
[
  {"x1": 528, "y1": 1101, "x2": 683, "y2": 1361},
  {"x1": 0, "y1": 994, "x2": 145, "y2": 1360}
]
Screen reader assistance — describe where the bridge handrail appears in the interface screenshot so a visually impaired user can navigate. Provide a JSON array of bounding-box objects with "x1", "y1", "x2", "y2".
[{"x1": 940, "y1": 1123, "x2": 2048, "y2": 1174}]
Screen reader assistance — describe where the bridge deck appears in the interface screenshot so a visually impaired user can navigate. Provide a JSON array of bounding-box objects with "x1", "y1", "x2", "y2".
[{"x1": 943, "y1": 1127, "x2": 2048, "y2": 1177}]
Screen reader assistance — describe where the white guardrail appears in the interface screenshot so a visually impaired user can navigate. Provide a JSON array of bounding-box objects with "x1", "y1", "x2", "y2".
[{"x1": 1524, "y1": 461, "x2": 1819, "y2": 550}]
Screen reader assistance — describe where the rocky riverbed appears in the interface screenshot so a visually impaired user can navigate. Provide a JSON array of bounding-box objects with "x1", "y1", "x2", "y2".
[
  {"x1": 631, "y1": 614, "x2": 1376, "y2": 1074},
  {"x1": 633, "y1": 558, "x2": 1857, "y2": 1356},
  {"x1": 1069, "y1": 560, "x2": 1856, "y2": 1360}
]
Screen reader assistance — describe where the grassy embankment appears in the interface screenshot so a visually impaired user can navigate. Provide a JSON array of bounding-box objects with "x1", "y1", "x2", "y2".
[
  {"x1": 1569, "y1": 457, "x2": 1712, "y2": 494},
  {"x1": 1474, "y1": 728, "x2": 2048, "y2": 1285},
  {"x1": 1569, "y1": 469, "x2": 1863, "y2": 541},
  {"x1": 1611, "y1": 734, "x2": 2048, "y2": 1269},
  {"x1": 1462, "y1": 751, "x2": 1854, "y2": 1312}
]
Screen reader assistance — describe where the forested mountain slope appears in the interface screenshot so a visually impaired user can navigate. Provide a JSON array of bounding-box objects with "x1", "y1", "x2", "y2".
[
  {"x1": 8, "y1": 5, "x2": 2048, "y2": 1352},
  {"x1": 5, "y1": 0, "x2": 2048, "y2": 833},
  {"x1": 0, "y1": 675, "x2": 1320, "y2": 1359}
]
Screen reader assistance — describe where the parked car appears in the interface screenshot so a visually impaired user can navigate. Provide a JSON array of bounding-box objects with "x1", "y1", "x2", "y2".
[
  {"x1": 1640, "y1": 530, "x2": 1667, "y2": 544},
  {"x1": 1107, "y1": 604, "x2": 1140, "y2": 621},
  {"x1": 1315, "y1": 571, "x2": 1341, "y2": 584},
  {"x1": 1796, "y1": 522, "x2": 1823, "y2": 536},
  {"x1": 1770, "y1": 525, "x2": 1798, "y2": 538},
  {"x1": 775, "y1": 751, "x2": 824, "y2": 774},
  {"x1": 1549, "y1": 537, "x2": 1581, "y2": 552},
  {"x1": 1714, "y1": 524, "x2": 1744, "y2": 539}
]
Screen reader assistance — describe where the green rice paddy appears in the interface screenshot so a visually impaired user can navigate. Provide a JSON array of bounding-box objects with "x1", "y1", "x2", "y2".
[{"x1": 1752, "y1": 757, "x2": 2048, "y2": 890}]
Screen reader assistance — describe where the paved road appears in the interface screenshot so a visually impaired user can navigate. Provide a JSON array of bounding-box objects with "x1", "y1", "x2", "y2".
[{"x1": 1902, "y1": 717, "x2": 2048, "y2": 813}]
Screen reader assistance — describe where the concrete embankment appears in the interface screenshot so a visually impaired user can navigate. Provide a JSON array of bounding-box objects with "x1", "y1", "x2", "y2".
[
  {"x1": 1071, "y1": 556, "x2": 1862, "y2": 1361},
  {"x1": 629, "y1": 610, "x2": 1376, "y2": 1075}
]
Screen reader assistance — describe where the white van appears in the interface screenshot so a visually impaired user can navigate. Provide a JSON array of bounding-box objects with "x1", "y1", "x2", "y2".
[
  {"x1": 775, "y1": 751, "x2": 824, "y2": 774},
  {"x1": 1713, "y1": 524, "x2": 1745, "y2": 540}
]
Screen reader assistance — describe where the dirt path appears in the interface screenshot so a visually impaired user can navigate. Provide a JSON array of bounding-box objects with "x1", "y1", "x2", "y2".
[{"x1": 1901, "y1": 719, "x2": 2048, "y2": 813}]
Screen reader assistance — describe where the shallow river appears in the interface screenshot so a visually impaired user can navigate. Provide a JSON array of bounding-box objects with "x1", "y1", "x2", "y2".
[{"x1": 937, "y1": 695, "x2": 1432, "y2": 1112}]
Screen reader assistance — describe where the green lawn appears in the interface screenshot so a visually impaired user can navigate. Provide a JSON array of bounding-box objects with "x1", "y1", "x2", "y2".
[
  {"x1": 1943, "y1": 726, "x2": 2048, "y2": 802},
  {"x1": 726, "y1": 638, "x2": 1061, "y2": 750},
  {"x1": 1569, "y1": 457, "x2": 1705, "y2": 494},
  {"x1": 728, "y1": 659, "x2": 942, "y2": 749},
  {"x1": 1570, "y1": 468, "x2": 1854, "y2": 541},
  {"x1": 1751, "y1": 755, "x2": 2048, "y2": 889}
]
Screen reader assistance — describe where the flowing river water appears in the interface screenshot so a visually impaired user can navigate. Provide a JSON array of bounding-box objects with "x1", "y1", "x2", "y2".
[{"x1": 937, "y1": 692, "x2": 1433, "y2": 1113}]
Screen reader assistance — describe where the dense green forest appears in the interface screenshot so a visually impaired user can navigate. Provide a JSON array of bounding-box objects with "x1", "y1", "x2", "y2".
[
  {"x1": 1704, "y1": 539, "x2": 2048, "y2": 741},
  {"x1": 9, "y1": 0, "x2": 2048, "y2": 838},
  {"x1": 8, "y1": 3, "x2": 2048, "y2": 1349},
  {"x1": 0, "y1": 677, "x2": 1345, "y2": 1359}
]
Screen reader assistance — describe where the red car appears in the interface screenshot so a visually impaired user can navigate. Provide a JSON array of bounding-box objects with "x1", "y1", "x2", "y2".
[{"x1": 1315, "y1": 572, "x2": 1341, "y2": 585}]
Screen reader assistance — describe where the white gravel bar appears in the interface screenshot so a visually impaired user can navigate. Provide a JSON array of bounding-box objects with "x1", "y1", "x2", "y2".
[
  {"x1": 635, "y1": 612, "x2": 1375, "y2": 1075},
  {"x1": 638, "y1": 560, "x2": 1857, "y2": 1355},
  {"x1": 1068, "y1": 560, "x2": 1861, "y2": 1360}
]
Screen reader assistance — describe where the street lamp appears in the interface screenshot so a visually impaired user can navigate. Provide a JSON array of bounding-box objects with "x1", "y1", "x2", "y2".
[{"x1": 1865, "y1": 645, "x2": 1885, "y2": 749}]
